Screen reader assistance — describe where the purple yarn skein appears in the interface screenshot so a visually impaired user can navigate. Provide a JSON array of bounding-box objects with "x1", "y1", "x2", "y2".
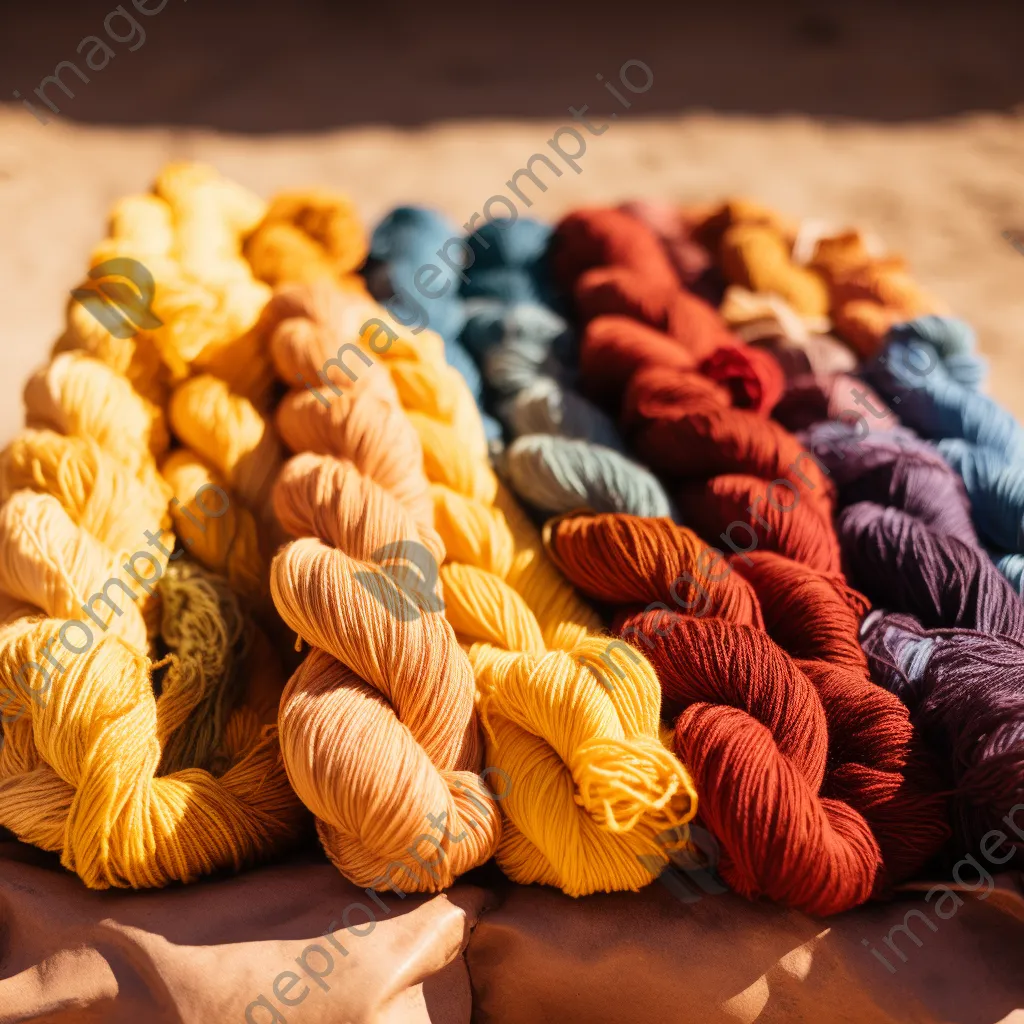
[{"x1": 805, "y1": 420, "x2": 1024, "y2": 860}]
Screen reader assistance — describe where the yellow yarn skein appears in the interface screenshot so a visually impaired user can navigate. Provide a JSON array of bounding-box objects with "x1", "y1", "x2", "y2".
[
  {"x1": 68, "y1": 163, "x2": 273, "y2": 406},
  {"x1": 263, "y1": 282, "x2": 698, "y2": 897},
  {"x1": 169, "y1": 375, "x2": 283, "y2": 517},
  {"x1": 55, "y1": 163, "x2": 290, "y2": 595},
  {"x1": 245, "y1": 190, "x2": 369, "y2": 291},
  {"x1": 0, "y1": 168, "x2": 308, "y2": 888},
  {"x1": 0, "y1": 424, "x2": 306, "y2": 888}
]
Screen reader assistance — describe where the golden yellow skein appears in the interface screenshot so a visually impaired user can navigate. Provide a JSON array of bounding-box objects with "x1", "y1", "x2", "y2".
[
  {"x1": 0, "y1": 165, "x2": 309, "y2": 888},
  {"x1": 160, "y1": 451, "x2": 265, "y2": 600},
  {"x1": 55, "y1": 163, "x2": 287, "y2": 586},
  {"x1": 0, "y1": 430, "x2": 171, "y2": 570},
  {"x1": 245, "y1": 190, "x2": 369, "y2": 290},
  {"x1": 169, "y1": 375, "x2": 283, "y2": 517},
  {"x1": 73, "y1": 164, "x2": 273, "y2": 404},
  {"x1": 0, "y1": 431, "x2": 306, "y2": 888},
  {"x1": 0, "y1": 604, "x2": 306, "y2": 888}
]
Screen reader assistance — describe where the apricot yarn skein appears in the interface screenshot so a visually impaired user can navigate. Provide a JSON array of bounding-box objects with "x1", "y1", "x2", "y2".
[
  {"x1": 263, "y1": 281, "x2": 698, "y2": 896},
  {"x1": 257, "y1": 285, "x2": 500, "y2": 891},
  {"x1": 692, "y1": 200, "x2": 944, "y2": 359}
]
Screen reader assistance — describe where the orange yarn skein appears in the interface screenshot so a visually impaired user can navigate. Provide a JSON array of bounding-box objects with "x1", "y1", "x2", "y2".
[{"x1": 544, "y1": 207, "x2": 950, "y2": 911}]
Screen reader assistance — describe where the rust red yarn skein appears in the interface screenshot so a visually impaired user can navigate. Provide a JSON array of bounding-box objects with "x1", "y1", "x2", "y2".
[
  {"x1": 546, "y1": 209, "x2": 950, "y2": 909},
  {"x1": 544, "y1": 513, "x2": 948, "y2": 914}
]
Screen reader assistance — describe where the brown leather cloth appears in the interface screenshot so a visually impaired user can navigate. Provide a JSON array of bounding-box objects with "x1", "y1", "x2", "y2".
[{"x1": 2, "y1": 838, "x2": 1022, "y2": 1023}]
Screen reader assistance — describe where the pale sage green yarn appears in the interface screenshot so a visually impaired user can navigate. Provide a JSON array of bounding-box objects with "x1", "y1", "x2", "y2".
[
  {"x1": 504, "y1": 434, "x2": 674, "y2": 518},
  {"x1": 507, "y1": 376, "x2": 624, "y2": 453}
]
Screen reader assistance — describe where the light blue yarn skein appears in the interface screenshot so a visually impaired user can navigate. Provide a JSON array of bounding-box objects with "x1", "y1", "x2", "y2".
[
  {"x1": 865, "y1": 317, "x2": 1023, "y2": 456},
  {"x1": 865, "y1": 315, "x2": 1024, "y2": 586},
  {"x1": 939, "y1": 439, "x2": 1024, "y2": 552}
]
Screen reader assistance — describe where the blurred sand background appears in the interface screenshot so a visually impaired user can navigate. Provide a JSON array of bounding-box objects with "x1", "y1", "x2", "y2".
[{"x1": 1, "y1": 0, "x2": 1023, "y2": 446}]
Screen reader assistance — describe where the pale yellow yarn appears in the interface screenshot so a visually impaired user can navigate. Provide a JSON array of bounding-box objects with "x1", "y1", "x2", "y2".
[{"x1": 25, "y1": 351, "x2": 170, "y2": 474}]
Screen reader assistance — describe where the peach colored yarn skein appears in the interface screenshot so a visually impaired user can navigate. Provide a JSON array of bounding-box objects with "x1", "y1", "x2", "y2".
[{"x1": 265, "y1": 286, "x2": 501, "y2": 892}]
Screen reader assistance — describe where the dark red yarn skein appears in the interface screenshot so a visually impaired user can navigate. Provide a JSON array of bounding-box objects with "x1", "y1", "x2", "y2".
[
  {"x1": 552, "y1": 208, "x2": 785, "y2": 415},
  {"x1": 546, "y1": 209, "x2": 950, "y2": 910}
]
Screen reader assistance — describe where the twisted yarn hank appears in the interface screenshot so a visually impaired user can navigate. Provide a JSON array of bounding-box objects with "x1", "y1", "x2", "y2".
[
  {"x1": 0, "y1": 217, "x2": 307, "y2": 885},
  {"x1": 864, "y1": 316, "x2": 1024, "y2": 586},
  {"x1": 365, "y1": 207, "x2": 671, "y2": 517},
  {"x1": 245, "y1": 190, "x2": 368, "y2": 291},
  {"x1": 694, "y1": 199, "x2": 831, "y2": 319},
  {"x1": 266, "y1": 280, "x2": 698, "y2": 896},
  {"x1": 60, "y1": 163, "x2": 287, "y2": 597},
  {"x1": 259, "y1": 282, "x2": 502, "y2": 892},
  {"x1": 544, "y1": 516, "x2": 905, "y2": 917},
  {"x1": 459, "y1": 217, "x2": 674, "y2": 518}
]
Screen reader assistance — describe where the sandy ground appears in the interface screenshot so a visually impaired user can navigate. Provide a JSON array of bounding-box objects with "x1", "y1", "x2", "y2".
[{"x1": 1, "y1": 1, "x2": 1023, "y2": 444}]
